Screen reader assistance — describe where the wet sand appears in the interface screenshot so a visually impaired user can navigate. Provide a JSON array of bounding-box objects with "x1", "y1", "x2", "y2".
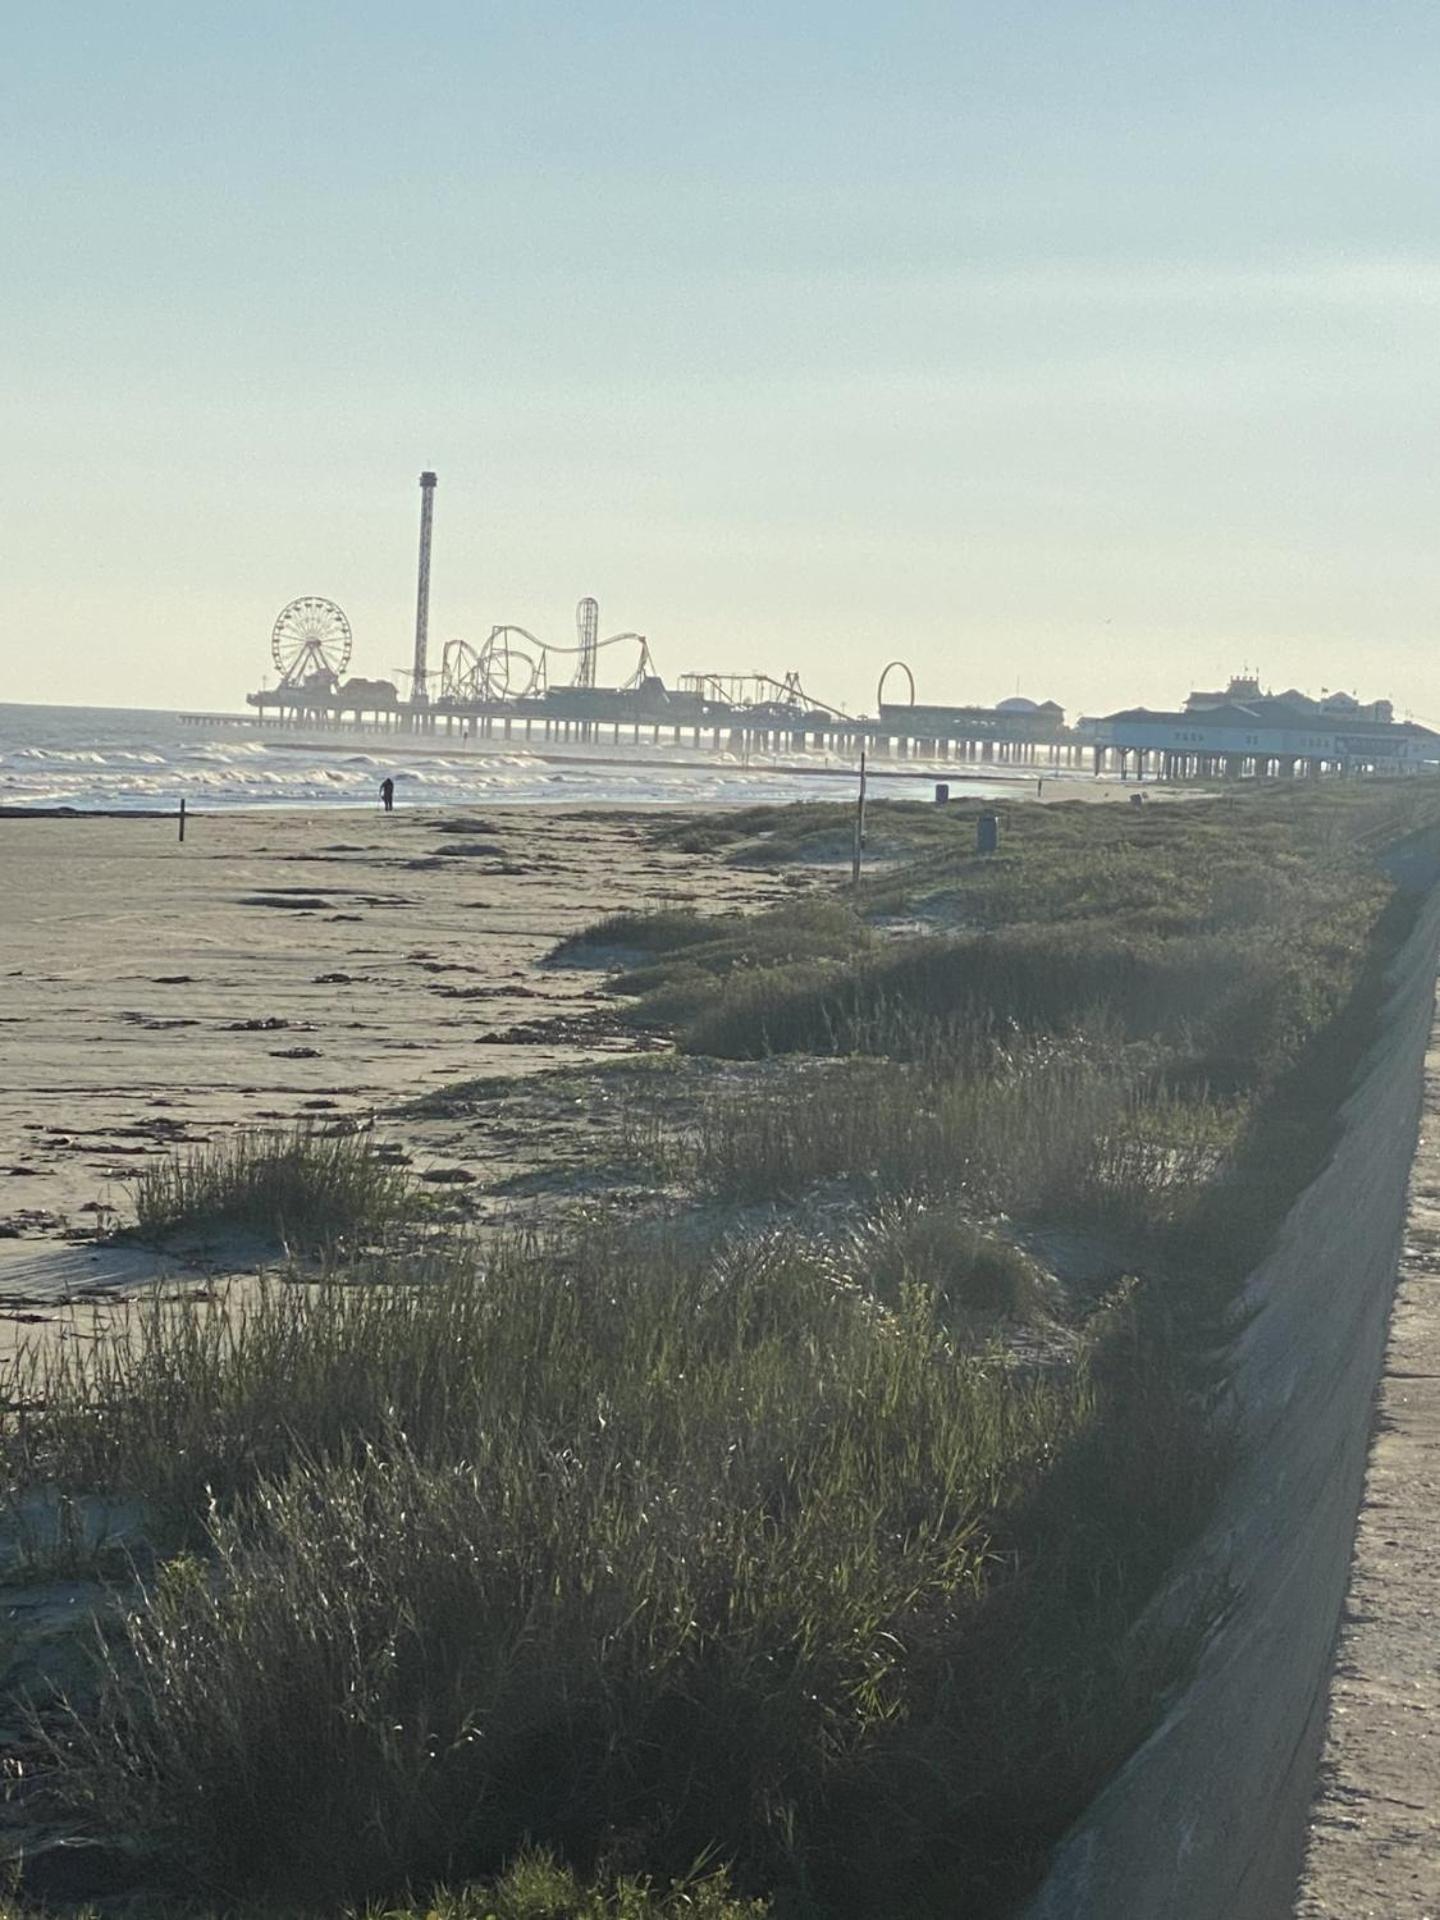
[{"x1": 0, "y1": 805, "x2": 794, "y2": 1258}]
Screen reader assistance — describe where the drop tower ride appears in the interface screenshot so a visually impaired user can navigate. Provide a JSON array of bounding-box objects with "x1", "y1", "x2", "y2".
[{"x1": 412, "y1": 470, "x2": 437, "y2": 706}]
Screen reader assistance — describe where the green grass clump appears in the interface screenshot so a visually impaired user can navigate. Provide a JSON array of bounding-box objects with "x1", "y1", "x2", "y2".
[
  {"x1": 847, "y1": 1198, "x2": 1054, "y2": 1324},
  {"x1": 555, "y1": 897, "x2": 872, "y2": 1032},
  {"x1": 676, "y1": 1045, "x2": 1127, "y2": 1206},
  {"x1": 618, "y1": 895, "x2": 868, "y2": 985},
  {"x1": 548, "y1": 907, "x2": 743, "y2": 963},
  {"x1": 130, "y1": 1127, "x2": 414, "y2": 1251},
  {"x1": 0, "y1": 1852, "x2": 765, "y2": 1920},
  {"x1": 644, "y1": 801, "x2": 855, "y2": 861},
  {"x1": 381, "y1": 1854, "x2": 769, "y2": 1918},
  {"x1": 23, "y1": 1227, "x2": 1209, "y2": 1914},
  {"x1": 676, "y1": 919, "x2": 1371, "y2": 1091}
]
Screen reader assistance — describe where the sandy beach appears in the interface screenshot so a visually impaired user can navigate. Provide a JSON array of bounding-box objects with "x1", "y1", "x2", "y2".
[{"x1": 0, "y1": 804, "x2": 796, "y2": 1262}]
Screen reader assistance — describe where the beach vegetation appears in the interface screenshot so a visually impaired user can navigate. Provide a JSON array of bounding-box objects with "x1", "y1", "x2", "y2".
[
  {"x1": 0, "y1": 1852, "x2": 765, "y2": 1920},
  {"x1": 129, "y1": 1126, "x2": 415, "y2": 1251},
  {"x1": 552, "y1": 896, "x2": 872, "y2": 1031},
  {"x1": 22, "y1": 1227, "x2": 1213, "y2": 1914},
  {"x1": 843, "y1": 1196, "x2": 1055, "y2": 1323},
  {"x1": 548, "y1": 906, "x2": 743, "y2": 962}
]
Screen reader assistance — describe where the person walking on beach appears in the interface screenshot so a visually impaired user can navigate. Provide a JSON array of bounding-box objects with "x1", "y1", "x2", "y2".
[{"x1": 380, "y1": 776, "x2": 395, "y2": 813}]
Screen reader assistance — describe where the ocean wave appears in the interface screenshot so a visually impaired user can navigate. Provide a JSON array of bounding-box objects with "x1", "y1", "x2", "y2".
[
  {"x1": 189, "y1": 739, "x2": 278, "y2": 760},
  {"x1": 0, "y1": 704, "x2": 1021, "y2": 814},
  {"x1": 13, "y1": 747, "x2": 112, "y2": 764}
]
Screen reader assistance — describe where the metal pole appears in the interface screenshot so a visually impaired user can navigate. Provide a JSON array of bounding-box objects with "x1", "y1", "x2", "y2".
[
  {"x1": 851, "y1": 749, "x2": 867, "y2": 888},
  {"x1": 413, "y1": 471, "x2": 437, "y2": 708},
  {"x1": 178, "y1": 796, "x2": 186, "y2": 843}
]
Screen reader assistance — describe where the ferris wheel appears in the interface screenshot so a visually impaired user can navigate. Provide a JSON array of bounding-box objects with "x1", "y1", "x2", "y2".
[{"x1": 271, "y1": 597, "x2": 353, "y2": 687}]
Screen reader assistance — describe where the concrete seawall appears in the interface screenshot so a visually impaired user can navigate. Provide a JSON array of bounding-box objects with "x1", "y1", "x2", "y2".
[
  {"x1": 1296, "y1": 1019, "x2": 1440, "y2": 1912},
  {"x1": 1025, "y1": 884, "x2": 1440, "y2": 1920}
]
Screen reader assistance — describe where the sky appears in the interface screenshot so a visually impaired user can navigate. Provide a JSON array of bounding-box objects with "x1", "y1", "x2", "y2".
[{"x1": 4, "y1": 1, "x2": 1440, "y2": 722}]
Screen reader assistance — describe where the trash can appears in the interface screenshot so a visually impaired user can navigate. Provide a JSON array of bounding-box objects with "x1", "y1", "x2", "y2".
[
  {"x1": 934, "y1": 783, "x2": 950, "y2": 805},
  {"x1": 977, "y1": 812, "x2": 1000, "y2": 854}
]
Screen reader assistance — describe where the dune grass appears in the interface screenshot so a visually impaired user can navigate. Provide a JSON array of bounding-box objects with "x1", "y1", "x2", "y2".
[
  {"x1": 129, "y1": 1126, "x2": 415, "y2": 1250},
  {"x1": 671, "y1": 921, "x2": 1350, "y2": 1082},
  {"x1": 554, "y1": 896, "x2": 874, "y2": 1033},
  {"x1": 645, "y1": 783, "x2": 1439, "y2": 890},
  {"x1": 587, "y1": 788, "x2": 1431, "y2": 1303},
  {"x1": 379, "y1": 1857, "x2": 768, "y2": 1919},
  {"x1": 643, "y1": 801, "x2": 860, "y2": 861},
  {"x1": 548, "y1": 906, "x2": 745, "y2": 962},
  {"x1": 0, "y1": 1853, "x2": 766, "y2": 1920},
  {"x1": 842, "y1": 1197, "x2": 1056, "y2": 1323},
  {"x1": 671, "y1": 1045, "x2": 1124, "y2": 1204},
  {"x1": 581, "y1": 790, "x2": 1418, "y2": 1111},
  {"x1": 20, "y1": 1222, "x2": 1214, "y2": 1915}
]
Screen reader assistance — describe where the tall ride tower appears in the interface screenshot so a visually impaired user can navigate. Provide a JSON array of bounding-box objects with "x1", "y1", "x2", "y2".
[
  {"x1": 412, "y1": 470, "x2": 438, "y2": 706},
  {"x1": 575, "y1": 596, "x2": 600, "y2": 689}
]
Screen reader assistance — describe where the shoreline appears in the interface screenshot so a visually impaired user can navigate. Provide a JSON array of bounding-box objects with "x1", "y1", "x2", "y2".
[
  {"x1": 256, "y1": 732, "x2": 1069, "y2": 782},
  {"x1": 0, "y1": 704, "x2": 1155, "y2": 816},
  {"x1": 0, "y1": 770, "x2": 1137, "y2": 826}
]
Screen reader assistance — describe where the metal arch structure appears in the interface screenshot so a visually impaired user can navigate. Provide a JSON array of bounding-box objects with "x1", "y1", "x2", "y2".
[
  {"x1": 440, "y1": 628, "x2": 560, "y2": 703},
  {"x1": 613, "y1": 636, "x2": 657, "y2": 691},
  {"x1": 271, "y1": 598, "x2": 353, "y2": 688},
  {"x1": 439, "y1": 639, "x2": 485, "y2": 704},
  {"x1": 678, "y1": 672, "x2": 754, "y2": 707},
  {"x1": 877, "y1": 660, "x2": 915, "y2": 710},
  {"x1": 678, "y1": 670, "x2": 849, "y2": 719},
  {"x1": 755, "y1": 671, "x2": 850, "y2": 719},
  {"x1": 436, "y1": 604, "x2": 655, "y2": 707},
  {"x1": 478, "y1": 628, "x2": 547, "y2": 701}
]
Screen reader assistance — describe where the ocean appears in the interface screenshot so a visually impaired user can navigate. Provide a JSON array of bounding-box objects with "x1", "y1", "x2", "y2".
[{"x1": 0, "y1": 703, "x2": 1028, "y2": 814}]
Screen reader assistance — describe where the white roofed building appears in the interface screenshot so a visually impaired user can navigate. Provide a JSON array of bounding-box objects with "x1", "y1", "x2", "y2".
[{"x1": 1084, "y1": 697, "x2": 1437, "y2": 781}]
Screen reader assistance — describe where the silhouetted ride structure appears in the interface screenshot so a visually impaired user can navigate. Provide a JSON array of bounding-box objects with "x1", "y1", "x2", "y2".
[
  {"x1": 271, "y1": 598, "x2": 353, "y2": 686},
  {"x1": 245, "y1": 602, "x2": 1078, "y2": 766},
  {"x1": 227, "y1": 470, "x2": 1437, "y2": 781},
  {"x1": 439, "y1": 607, "x2": 656, "y2": 707}
]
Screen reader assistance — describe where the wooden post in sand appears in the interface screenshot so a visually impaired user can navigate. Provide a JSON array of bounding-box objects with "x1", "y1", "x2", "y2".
[
  {"x1": 851, "y1": 750, "x2": 867, "y2": 889},
  {"x1": 178, "y1": 797, "x2": 186, "y2": 843}
]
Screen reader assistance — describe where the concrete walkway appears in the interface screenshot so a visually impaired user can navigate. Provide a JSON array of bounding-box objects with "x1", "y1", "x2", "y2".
[{"x1": 1296, "y1": 1019, "x2": 1440, "y2": 1918}]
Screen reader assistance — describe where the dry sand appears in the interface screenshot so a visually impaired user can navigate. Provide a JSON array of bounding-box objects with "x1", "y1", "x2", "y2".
[{"x1": 0, "y1": 804, "x2": 793, "y2": 1287}]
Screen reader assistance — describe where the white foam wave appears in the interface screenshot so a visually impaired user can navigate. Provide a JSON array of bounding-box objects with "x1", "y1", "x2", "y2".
[
  {"x1": 13, "y1": 747, "x2": 112, "y2": 764},
  {"x1": 0, "y1": 705, "x2": 1036, "y2": 814}
]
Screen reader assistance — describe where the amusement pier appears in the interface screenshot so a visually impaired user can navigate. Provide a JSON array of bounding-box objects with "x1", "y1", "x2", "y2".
[{"x1": 204, "y1": 472, "x2": 1439, "y2": 784}]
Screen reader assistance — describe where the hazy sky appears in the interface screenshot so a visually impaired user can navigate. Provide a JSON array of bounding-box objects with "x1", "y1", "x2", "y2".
[{"x1": 5, "y1": 2, "x2": 1440, "y2": 720}]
